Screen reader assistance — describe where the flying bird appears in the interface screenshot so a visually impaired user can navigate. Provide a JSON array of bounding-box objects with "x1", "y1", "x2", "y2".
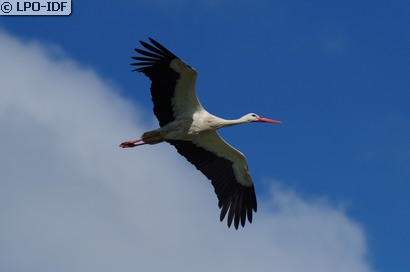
[{"x1": 120, "y1": 38, "x2": 282, "y2": 229}]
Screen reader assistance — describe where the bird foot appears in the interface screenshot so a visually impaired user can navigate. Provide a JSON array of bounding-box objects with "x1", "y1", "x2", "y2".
[{"x1": 119, "y1": 139, "x2": 146, "y2": 148}]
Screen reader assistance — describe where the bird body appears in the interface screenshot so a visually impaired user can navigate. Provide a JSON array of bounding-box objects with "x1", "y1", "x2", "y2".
[
  {"x1": 120, "y1": 38, "x2": 281, "y2": 229},
  {"x1": 143, "y1": 111, "x2": 261, "y2": 141}
]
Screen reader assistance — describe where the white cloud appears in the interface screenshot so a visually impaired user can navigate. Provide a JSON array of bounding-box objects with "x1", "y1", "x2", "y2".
[{"x1": 0, "y1": 29, "x2": 372, "y2": 272}]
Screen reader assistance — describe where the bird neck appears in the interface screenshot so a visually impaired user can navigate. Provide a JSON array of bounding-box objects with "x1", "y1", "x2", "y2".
[{"x1": 215, "y1": 116, "x2": 248, "y2": 129}]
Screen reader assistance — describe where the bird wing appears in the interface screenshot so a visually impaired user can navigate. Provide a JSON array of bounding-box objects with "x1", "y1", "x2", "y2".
[
  {"x1": 167, "y1": 132, "x2": 257, "y2": 229},
  {"x1": 131, "y1": 38, "x2": 202, "y2": 127}
]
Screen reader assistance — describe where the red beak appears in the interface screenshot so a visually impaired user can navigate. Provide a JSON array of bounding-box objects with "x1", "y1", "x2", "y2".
[{"x1": 257, "y1": 117, "x2": 282, "y2": 124}]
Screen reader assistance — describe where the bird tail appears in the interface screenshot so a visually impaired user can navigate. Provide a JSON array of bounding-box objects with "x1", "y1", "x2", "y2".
[{"x1": 141, "y1": 130, "x2": 164, "y2": 145}]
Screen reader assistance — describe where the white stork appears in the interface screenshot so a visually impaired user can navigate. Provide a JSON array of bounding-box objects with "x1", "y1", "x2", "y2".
[{"x1": 120, "y1": 38, "x2": 282, "y2": 229}]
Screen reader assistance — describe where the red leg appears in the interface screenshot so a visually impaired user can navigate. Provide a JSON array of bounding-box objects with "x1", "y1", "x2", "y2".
[
  {"x1": 120, "y1": 131, "x2": 164, "y2": 148},
  {"x1": 119, "y1": 139, "x2": 147, "y2": 148}
]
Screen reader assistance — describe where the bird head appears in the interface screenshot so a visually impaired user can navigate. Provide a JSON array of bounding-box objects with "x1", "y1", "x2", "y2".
[{"x1": 244, "y1": 113, "x2": 282, "y2": 124}]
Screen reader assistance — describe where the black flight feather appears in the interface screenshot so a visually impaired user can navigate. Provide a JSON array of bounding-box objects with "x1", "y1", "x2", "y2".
[
  {"x1": 131, "y1": 38, "x2": 179, "y2": 126},
  {"x1": 167, "y1": 140, "x2": 257, "y2": 229}
]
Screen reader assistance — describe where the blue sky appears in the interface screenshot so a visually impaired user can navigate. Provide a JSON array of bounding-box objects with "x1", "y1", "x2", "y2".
[{"x1": 1, "y1": 1, "x2": 409, "y2": 271}]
